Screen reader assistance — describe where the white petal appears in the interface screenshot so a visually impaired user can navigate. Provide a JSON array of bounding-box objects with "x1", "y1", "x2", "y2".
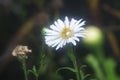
[
  {"x1": 52, "y1": 38, "x2": 62, "y2": 47},
  {"x1": 77, "y1": 21, "x2": 85, "y2": 27},
  {"x1": 71, "y1": 19, "x2": 83, "y2": 30},
  {"x1": 56, "y1": 43, "x2": 61, "y2": 50},
  {"x1": 45, "y1": 33, "x2": 59, "y2": 36},
  {"x1": 59, "y1": 40, "x2": 66, "y2": 48},
  {"x1": 57, "y1": 19, "x2": 65, "y2": 28},
  {"x1": 72, "y1": 36, "x2": 80, "y2": 42},
  {"x1": 46, "y1": 38, "x2": 61, "y2": 47},
  {"x1": 74, "y1": 33, "x2": 85, "y2": 37},
  {"x1": 50, "y1": 24, "x2": 60, "y2": 32},
  {"x1": 73, "y1": 27, "x2": 85, "y2": 33},
  {"x1": 57, "y1": 41, "x2": 63, "y2": 49},
  {"x1": 70, "y1": 18, "x2": 77, "y2": 29},
  {"x1": 45, "y1": 35, "x2": 59, "y2": 42},
  {"x1": 54, "y1": 21, "x2": 63, "y2": 30},
  {"x1": 46, "y1": 41, "x2": 53, "y2": 46},
  {"x1": 67, "y1": 38, "x2": 76, "y2": 45},
  {"x1": 64, "y1": 16, "x2": 69, "y2": 27},
  {"x1": 71, "y1": 39, "x2": 76, "y2": 45},
  {"x1": 56, "y1": 39, "x2": 67, "y2": 50},
  {"x1": 63, "y1": 40, "x2": 67, "y2": 46},
  {"x1": 45, "y1": 29, "x2": 59, "y2": 35},
  {"x1": 73, "y1": 20, "x2": 85, "y2": 30},
  {"x1": 75, "y1": 19, "x2": 83, "y2": 25}
]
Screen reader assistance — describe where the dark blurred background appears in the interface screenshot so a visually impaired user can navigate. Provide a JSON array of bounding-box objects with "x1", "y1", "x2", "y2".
[{"x1": 0, "y1": 0, "x2": 120, "y2": 80}]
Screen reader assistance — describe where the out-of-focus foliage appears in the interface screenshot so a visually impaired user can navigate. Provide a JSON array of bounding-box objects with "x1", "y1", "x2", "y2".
[{"x1": 0, "y1": 0, "x2": 120, "y2": 80}]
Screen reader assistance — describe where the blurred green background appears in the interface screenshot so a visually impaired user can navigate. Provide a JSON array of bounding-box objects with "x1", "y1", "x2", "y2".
[{"x1": 0, "y1": 0, "x2": 120, "y2": 80}]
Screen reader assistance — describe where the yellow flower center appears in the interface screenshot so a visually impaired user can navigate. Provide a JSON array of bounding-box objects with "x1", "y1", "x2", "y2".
[{"x1": 61, "y1": 27, "x2": 73, "y2": 39}]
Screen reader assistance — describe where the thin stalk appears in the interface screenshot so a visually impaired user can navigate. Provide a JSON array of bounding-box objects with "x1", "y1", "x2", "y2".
[
  {"x1": 67, "y1": 46, "x2": 80, "y2": 80},
  {"x1": 35, "y1": 76, "x2": 39, "y2": 80},
  {"x1": 22, "y1": 58, "x2": 28, "y2": 80},
  {"x1": 73, "y1": 59, "x2": 80, "y2": 80}
]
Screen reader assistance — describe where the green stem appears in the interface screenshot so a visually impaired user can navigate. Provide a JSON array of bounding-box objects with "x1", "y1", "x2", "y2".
[
  {"x1": 22, "y1": 58, "x2": 28, "y2": 80},
  {"x1": 96, "y1": 46, "x2": 105, "y2": 63},
  {"x1": 67, "y1": 46, "x2": 80, "y2": 80},
  {"x1": 73, "y1": 59, "x2": 80, "y2": 80},
  {"x1": 35, "y1": 76, "x2": 38, "y2": 80}
]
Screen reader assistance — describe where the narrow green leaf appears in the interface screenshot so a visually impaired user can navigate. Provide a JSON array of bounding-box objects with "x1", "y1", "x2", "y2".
[
  {"x1": 28, "y1": 70, "x2": 34, "y2": 74},
  {"x1": 56, "y1": 67, "x2": 76, "y2": 73},
  {"x1": 86, "y1": 54, "x2": 105, "y2": 80},
  {"x1": 83, "y1": 74, "x2": 91, "y2": 80},
  {"x1": 80, "y1": 65, "x2": 87, "y2": 70},
  {"x1": 33, "y1": 66, "x2": 37, "y2": 73}
]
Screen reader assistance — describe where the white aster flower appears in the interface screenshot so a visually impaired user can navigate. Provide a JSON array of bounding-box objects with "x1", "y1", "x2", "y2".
[{"x1": 44, "y1": 16, "x2": 86, "y2": 50}]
